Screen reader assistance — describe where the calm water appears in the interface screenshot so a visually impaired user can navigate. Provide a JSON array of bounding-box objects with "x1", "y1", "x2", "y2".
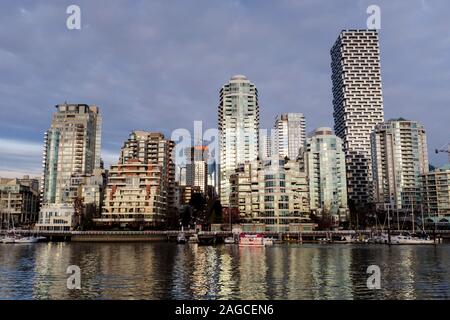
[{"x1": 0, "y1": 242, "x2": 449, "y2": 300}]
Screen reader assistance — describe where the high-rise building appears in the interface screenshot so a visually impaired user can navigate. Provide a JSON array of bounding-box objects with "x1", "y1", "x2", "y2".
[
  {"x1": 207, "y1": 160, "x2": 218, "y2": 195},
  {"x1": 302, "y1": 128, "x2": 348, "y2": 222},
  {"x1": 185, "y1": 146, "x2": 208, "y2": 194},
  {"x1": 331, "y1": 30, "x2": 384, "y2": 207},
  {"x1": 218, "y1": 75, "x2": 260, "y2": 207},
  {"x1": 274, "y1": 113, "x2": 306, "y2": 160},
  {"x1": 37, "y1": 104, "x2": 102, "y2": 231},
  {"x1": 421, "y1": 165, "x2": 450, "y2": 218},
  {"x1": 96, "y1": 131, "x2": 175, "y2": 228},
  {"x1": 372, "y1": 119, "x2": 429, "y2": 211},
  {"x1": 259, "y1": 130, "x2": 272, "y2": 161},
  {"x1": 40, "y1": 104, "x2": 102, "y2": 205}
]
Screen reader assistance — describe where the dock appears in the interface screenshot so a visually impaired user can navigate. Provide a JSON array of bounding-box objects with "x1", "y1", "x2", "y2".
[{"x1": 1, "y1": 229, "x2": 449, "y2": 243}]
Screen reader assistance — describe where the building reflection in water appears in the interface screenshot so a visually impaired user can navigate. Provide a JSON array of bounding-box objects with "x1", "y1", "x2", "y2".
[
  {"x1": 237, "y1": 247, "x2": 268, "y2": 299},
  {"x1": 216, "y1": 246, "x2": 237, "y2": 299},
  {"x1": 1, "y1": 242, "x2": 450, "y2": 299}
]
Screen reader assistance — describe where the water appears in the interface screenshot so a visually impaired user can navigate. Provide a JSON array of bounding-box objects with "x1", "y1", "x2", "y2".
[{"x1": 0, "y1": 242, "x2": 449, "y2": 300}]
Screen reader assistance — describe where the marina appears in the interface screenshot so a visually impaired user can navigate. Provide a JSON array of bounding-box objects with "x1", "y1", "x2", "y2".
[{"x1": 1, "y1": 229, "x2": 447, "y2": 245}]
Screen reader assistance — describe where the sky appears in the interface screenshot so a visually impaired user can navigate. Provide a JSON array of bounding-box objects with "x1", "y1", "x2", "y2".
[{"x1": 0, "y1": 0, "x2": 449, "y2": 178}]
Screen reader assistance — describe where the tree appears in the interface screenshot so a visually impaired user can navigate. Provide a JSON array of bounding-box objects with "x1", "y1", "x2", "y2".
[
  {"x1": 189, "y1": 193, "x2": 207, "y2": 225},
  {"x1": 207, "y1": 199, "x2": 222, "y2": 224},
  {"x1": 73, "y1": 197, "x2": 84, "y2": 230}
]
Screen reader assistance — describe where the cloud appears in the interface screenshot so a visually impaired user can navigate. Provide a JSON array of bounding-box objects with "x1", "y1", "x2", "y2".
[
  {"x1": 0, "y1": 0, "x2": 449, "y2": 175},
  {"x1": 0, "y1": 136, "x2": 119, "y2": 177}
]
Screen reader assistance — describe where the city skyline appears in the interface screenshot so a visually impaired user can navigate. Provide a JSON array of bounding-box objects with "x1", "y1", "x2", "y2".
[{"x1": 1, "y1": 0, "x2": 450, "y2": 179}]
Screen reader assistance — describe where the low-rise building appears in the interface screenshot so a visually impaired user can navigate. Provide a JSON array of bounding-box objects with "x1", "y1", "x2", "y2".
[
  {"x1": 0, "y1": 176, "x2": 40, "y2": 227},
  {"x1": 422, "y1": 165, "x2": 450, "y2": 218},
  {"x1": 95, "y1": 131, "x2": 175, "y2": 229},
  {"x1": 37, "y1": 169, "x2": 106, "y2": 231},
  {"x1": 229, "y1": 159, "x2": 310, "y2": 232},
  {"x1": 35, "y1": 204, "x2": 77, "y2": 231}
]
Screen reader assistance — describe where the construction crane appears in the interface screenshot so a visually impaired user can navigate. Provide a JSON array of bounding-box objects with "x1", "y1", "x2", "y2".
[{"x1": 435, "y1": 143, "x2": 450, "y2": 163}]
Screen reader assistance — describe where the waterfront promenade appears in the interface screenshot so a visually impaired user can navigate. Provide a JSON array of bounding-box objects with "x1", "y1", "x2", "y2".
[{"x1": 1, "y1": 229, "x2": 449, "y2": 242}]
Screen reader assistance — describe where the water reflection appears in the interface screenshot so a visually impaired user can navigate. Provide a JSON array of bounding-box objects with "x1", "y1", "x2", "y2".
[{"x1": 1, "y1": 243, "x2": 450, "y2": 300}]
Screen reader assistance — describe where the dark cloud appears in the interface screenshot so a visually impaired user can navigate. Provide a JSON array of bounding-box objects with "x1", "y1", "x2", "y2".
[{"x1": 0, "y1": 0, "x2": 449, "y2": 176}]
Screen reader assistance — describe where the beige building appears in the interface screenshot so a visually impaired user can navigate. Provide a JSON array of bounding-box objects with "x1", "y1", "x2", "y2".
[
  {"x1": 0, "y1": 176, "x2": 40, "y2": 227},
  {"x1": 371, "y1": 119, "x2": 429, "y2": 211},
  {"x1": 421, "y1": 165, "x2": 450, "y2": 218},
  {"x1": 96, "y1": 131, "x2": 175, "y2": 228},
  {"x1": 230, "y1": 159, "x2": 310, "y2": 231}
]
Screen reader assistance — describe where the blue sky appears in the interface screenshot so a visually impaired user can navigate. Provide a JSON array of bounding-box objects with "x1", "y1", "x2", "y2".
[{"x1": 0, "y1": 0, "x2": 449, "y2": 177}]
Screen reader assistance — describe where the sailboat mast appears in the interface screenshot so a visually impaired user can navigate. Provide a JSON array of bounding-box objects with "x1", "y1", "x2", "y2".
[
  {"x1": 387, "y1": 204, "x2": 391, "y2": 244},
  {"x1": 411, "y1": 193, "x2": 415, "y2": 233},
  {"x1": 387, "y1": 204, "x2": 391, "y2": 230},
  {"x1": 421, "y1": 204, "x2": 425, "y2": 233}
]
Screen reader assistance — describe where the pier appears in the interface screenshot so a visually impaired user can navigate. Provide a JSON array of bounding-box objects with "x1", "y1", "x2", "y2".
[{"x1": 1, "y1": 229, "x2": 449, "y2": 243}]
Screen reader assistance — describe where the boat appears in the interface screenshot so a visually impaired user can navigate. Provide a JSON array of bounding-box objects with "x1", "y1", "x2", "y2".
[
  {"x1": 369, "y1": 202, "x2": 436, "y2": 245},
  {"x1": 238, "y1": 233, "x2": 264, "y2": 247},
  {"x1": 14, "y1": 236, "x2": 40, "y2": 243},
  {"x1": 317, "y1": 237, "x2": 331, "y2": 244},
  {"x1": 263, "y1": 237, "x2": 274, "y2": 246},
  {"x1": 224, "y1": 237, "x2": 235, "y2": 244},
  {"x1": 333, "y1": 235, "x2": 357, "y2": 244},
  {"x1": 177, "y1": 232, "x2": 187, "y2": 244},
  {"x1": 188, "y1": 234, "x2": 199, "y2": 243},
  {"x1": 390, "y1": 232, "x2": 435, "y2": 245},
  {"x1": 2, "y1": 235, "x2": 17, "y2": 244},
  {"x1": 369, "y1": 231, "x2": 435, "y2": 245},
  {"x1": 1, "y1": 233, "x2": 42, "y2": 244}
]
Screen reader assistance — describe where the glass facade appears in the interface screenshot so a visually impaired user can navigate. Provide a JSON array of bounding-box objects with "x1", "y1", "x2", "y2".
[{"x1": 303, "y1": 127, "x2": 348, "y2": 220}]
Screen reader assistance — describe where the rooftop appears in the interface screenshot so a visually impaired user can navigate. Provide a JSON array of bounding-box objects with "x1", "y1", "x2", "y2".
[{"x1": 230, "y1": 74, "x2": 247, "y2": 81}]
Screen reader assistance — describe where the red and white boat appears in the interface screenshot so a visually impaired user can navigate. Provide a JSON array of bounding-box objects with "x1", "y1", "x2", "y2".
[{"x1": 238, "y1": 233, "x2": 264, "y2": 247}]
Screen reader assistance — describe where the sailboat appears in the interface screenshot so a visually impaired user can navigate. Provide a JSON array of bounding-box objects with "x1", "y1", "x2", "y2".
[
  {"x1": 372, "y1": 200, "x2": 435, "y2": 245},
  {"x1": 389, "y1": 203, "x2": 434, "y2": 245},
  {"x1": 1, "y1": 214, "x2": 41, "y2": 244},
  {"x1": 2, "y1": 213, "x2": 17, "y2": 244}
]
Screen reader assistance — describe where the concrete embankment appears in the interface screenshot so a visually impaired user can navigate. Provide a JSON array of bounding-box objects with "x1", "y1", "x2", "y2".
[{"x1": 70, "y1": 233, "x2": 168, "y2": 242}]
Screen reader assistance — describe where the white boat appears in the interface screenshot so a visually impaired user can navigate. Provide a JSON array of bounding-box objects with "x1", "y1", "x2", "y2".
[
  {"x1": 263, "y1": 237, "x2": 274, "y2": 246},
  {"x1": 390, "y1": 233, "x2": 435, "y2": 245},
  {"x1": 224, "y1": 237, "x2": 235, "y2": 244},
  {"x1": 188, "y1": 234, "x2": 199, "y2": 243},
  {"x1": 2, "y1": 236, "x2": 16, "y2": 244},
  {"x1": 1, "y1": 234, "x2": 41, "y2": 244},
  {"x1": 177, "y1": 232, "x2": 187, "y2": 244},
  {"x1": 14, "y1": 236, "x2": 40, "y2": 244},
  {"x1": 238, "y1": 233, "x2": 264, "y2": 247},
  {"x1": 370, "y1": 232, "x2": 435, "y2": 245}
]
